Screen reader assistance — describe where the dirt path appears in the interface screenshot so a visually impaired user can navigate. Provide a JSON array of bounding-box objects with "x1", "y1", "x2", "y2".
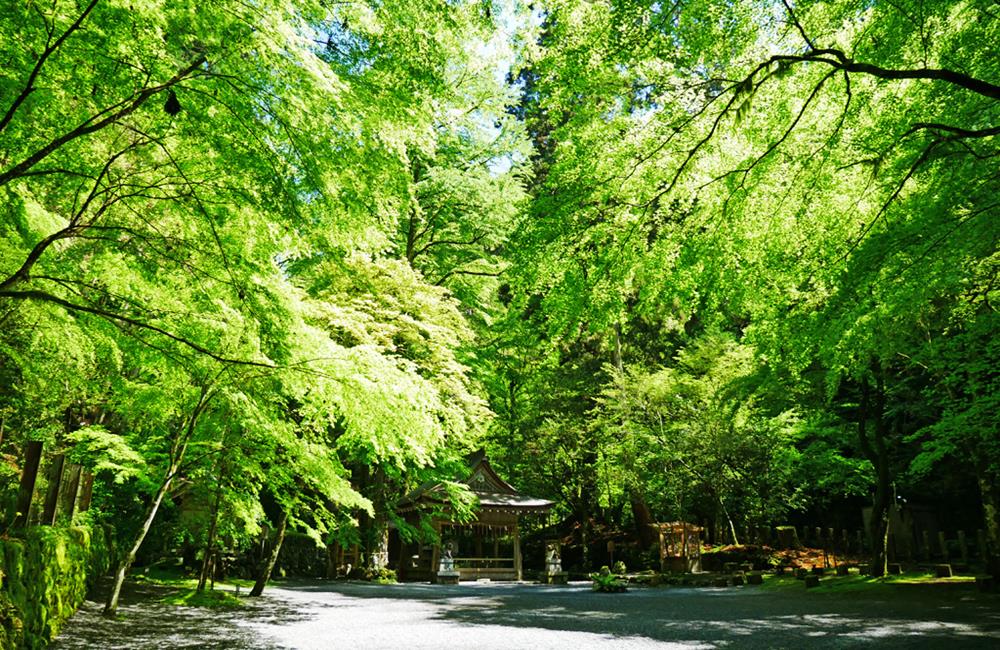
[{"x1": 53, "y1": 579, "x2": 1000, "y2": 649}]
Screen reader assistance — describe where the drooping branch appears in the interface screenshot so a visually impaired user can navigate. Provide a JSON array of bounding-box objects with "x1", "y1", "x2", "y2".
[
  {"x1": 0, "y1": 288, "x2": 275, "y2": 368},
  {"x1": 0, "y1": 139, "x2": 150, "y2": 291},
  {"x1": 0, "y1": 55, "x2": 207, "y2": 188},
  {"x1": 0, "y1": 0, "x2": 101, "y2": 134}
]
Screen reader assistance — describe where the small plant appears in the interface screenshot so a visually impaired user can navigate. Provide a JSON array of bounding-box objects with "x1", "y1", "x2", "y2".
[
  {"x1": 612, "y1": 560, "x2": 627, "y2": 576},
  {"x1": 590, "y1": 566, "x2": 627, "y2": 593},
  {"x1": 364, "y1": 566, "x2": 397, "y2": 584}
]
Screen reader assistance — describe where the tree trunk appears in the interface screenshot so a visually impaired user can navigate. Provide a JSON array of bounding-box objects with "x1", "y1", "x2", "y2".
[
  {"x1": 104, "y1": 469, "x2": 175, "y2": 616},
  {"x1": 629, "y1": 489, "x2": 656, "y2": 549},
  {"x1": 103, "y1": 386, "x2": 213, "y2": 616},
  {"x1": 977, "y1": 469, "x2": 1000, "y2": 578},
  {"x1": 197, "y1": 476, "x2": 224, "y2": 592},
  {"x1": 721, "y1": 499, "x2": 740, "y2": 546},
  {"x1": 364, "y1": 466, "x2": 389, "y2": 570},
  {"x1": 858, "y1": 375, "x2": 891, "y2": 577},
  {"x1": 249, "y1": 509, "x2": 288, "y2": 597},
  {"x1": 370, "y1": 514, "x2": 389, "y2": 571}
]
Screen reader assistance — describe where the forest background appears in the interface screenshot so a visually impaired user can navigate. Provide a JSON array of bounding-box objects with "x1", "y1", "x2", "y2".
[{"x1": 0, "y1": 0, "x2": 997, "y2": 614}]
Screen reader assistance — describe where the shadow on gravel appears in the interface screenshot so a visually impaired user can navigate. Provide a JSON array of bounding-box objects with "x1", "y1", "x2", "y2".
[
  {"x1": 51, "y1": 578, "x2": 310, "y2": 650},
  {"x1": 288, "y1": 580, "x2": 1000, "y2": 648},
  {"x1": 52, "y1": 579, "x2": 1000, "y2": 649}
]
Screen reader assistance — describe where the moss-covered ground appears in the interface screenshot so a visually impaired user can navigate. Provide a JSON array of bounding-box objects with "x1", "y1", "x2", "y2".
[{"x1": 758, "y1": 569, "x2": 982, "y2": 595}]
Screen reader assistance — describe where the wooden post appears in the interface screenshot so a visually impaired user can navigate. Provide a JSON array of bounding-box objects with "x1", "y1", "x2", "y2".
[
  {"x1": 11, "y1": 440, "x2": 43, "y2": 530},
  {"x1": 958, "y1": 531, "x2": 969, "y2": 565},
  {"x1": 78, "y1": 471, "x2": 95, "y2": 512},
  {"x1": 430, "y1": 521, "x2": 441, "y2": 581},
  {"x1": 938, "y1": 531, "x2": 949, "y2": 561},
  {"x1": 42, "y1": 454, "x2": 66, "y2": 526},
  {"x1": 658, "y1": 526, "x2": 666, "y2": 573},
  {"x1": 60, "y1": 463, "x2": 83, "y2": 522},
  {"x1": 513, "y1": 521, "x2": 522, "y2": 581}
]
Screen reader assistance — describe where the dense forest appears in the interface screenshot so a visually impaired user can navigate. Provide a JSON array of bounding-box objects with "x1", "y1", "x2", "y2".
[{"x1": 1, "y1": 0, "x2": 997, "y2": 616}]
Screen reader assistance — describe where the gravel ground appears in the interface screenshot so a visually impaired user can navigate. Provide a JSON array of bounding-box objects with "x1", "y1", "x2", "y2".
[{"x1": 53, "y1": 579, "x2": 1000, "y2": 649}]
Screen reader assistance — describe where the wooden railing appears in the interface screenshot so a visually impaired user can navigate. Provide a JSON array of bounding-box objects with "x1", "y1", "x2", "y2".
[{"x1": 452, "y1": 557, "x2": 516, "y2": 579}]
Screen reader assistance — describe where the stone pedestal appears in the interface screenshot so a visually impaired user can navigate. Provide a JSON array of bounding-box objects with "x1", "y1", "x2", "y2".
[
  {"x1": 436, "y1": 570, "x2": 460, "y2": 585},
  {"x1": 935, "y1": 564, "x2": 953, "y2": 578},
  {"x1": 544, "y1": 571, "x2": 569, "y2": 585},
  {"x1": 805, "y1": 575, "x2": 820, "y2": 588},
  {"x1": 835, "y1": 565, "x2": 850, "y2": 576},
  {"x1": 747, "y1": 573, "x2": 764, "y2": 585}
]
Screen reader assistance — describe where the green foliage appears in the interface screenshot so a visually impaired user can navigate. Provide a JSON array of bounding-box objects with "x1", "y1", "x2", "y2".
[
  {"x1": 65, "y1": 426, "x2": 146, "y2": 485},
  {"x1": 590, "y1": 566, "x2": 627, "y2": 593},
  {"x1": 363, "y1": 567, "x2": 398, "y2": 584}
]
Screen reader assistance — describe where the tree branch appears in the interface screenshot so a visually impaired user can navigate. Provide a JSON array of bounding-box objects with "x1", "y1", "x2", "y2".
[
  {"x1": 0, "y1": 288, "x2": 275, "y2": 368},
  {"x1": 0, "y1": 55, "x2": 207, "y2": 187},
  {"x1": 0, "y1": 0, "x2": 100, "y2": 134}
]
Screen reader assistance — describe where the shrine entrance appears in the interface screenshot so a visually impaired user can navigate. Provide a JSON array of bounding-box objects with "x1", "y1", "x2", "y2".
[{"x1": 395, "y1": 452, "x2": 552, "y2": 582}]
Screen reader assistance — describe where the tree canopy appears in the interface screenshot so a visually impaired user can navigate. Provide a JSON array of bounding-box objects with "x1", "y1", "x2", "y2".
[{"x1": 1, "y1": 0, "x2": 997, "y2": 604}]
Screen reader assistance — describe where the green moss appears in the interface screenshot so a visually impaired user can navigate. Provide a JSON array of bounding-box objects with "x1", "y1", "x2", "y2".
[
  {"x1": 160, "y1": 588, "x2": 244, "y2": 609},
  {"x1": 759, "y1": 570, "x2": 977, "y2": 595},
  {"x1": 0, "y1": 525, "x2": 115, "y2": 649}
]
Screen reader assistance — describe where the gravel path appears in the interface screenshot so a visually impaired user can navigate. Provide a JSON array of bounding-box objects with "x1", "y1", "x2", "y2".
[{"x1": 53, "y1": 579, "x2": 1000, "y2": 649}]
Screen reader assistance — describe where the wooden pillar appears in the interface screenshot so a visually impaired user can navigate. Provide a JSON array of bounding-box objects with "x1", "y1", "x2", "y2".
[
  {"x1": 658, "y1": 526, "x2": 666, "y2": 573},
  {"x1": 78, "y1": 471, "x2": 95, "y2": 512},
  {"x1": 11, "y1": 440, "x2": 43, "y2": 530},
  {"x1": 513, "y1": 520, "x2": 522, "y2": 581},
  {"x1": 42, "y1": 454, "x2": 66, "y2": 526},
  {"x1": 938, "y1": 531, "x2": 949, "y2": 561},
  {"x1": 430, "y1": 521, "x2": 441, "y2": 581},
  {"x1": 396, "y1": 537, "x2": 409, "y2": 581},
  {"x1": 60, "y1": 463, "x2": 83, "y2": 521}
]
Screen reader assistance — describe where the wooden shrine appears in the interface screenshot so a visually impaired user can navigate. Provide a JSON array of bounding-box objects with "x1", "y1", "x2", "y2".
[
  {"x1": 394, "y1": 452, "x2": 552, "y2": 582},
  {"x1": 651, "y1": 521, "x2": 703, "y2": 573}
]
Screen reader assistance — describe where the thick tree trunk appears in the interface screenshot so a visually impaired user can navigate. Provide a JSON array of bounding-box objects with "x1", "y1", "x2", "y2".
[
  {"x1": 858, "y1": 375, "x2": 891, "y2": 577},
  {"x1": 629, "y1": 489, "x2": 656, "y2": 549},
  {"x1": 977, "y1": 469, "x2": 1000, "y2": 578},
  {"x1": 363, "y1": 467, "x2": 389, "y2": 570},
  {"x1": 104, "y1": 470, "x2": 175, "y2": 616},
  {"x1": 249, "y1": 510, "x2": 288, "y2": 596},
  {"x1": 370, "y1": 514, "x2": 389, "y2": 571}
]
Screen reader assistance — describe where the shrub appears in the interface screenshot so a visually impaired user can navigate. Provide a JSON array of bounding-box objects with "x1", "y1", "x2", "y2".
[{"x1": 590, "y1": 566, "x2": 627, "y2": 593}]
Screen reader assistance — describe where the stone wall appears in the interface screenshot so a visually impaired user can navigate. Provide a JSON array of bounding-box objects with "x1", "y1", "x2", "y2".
[{"x1": 0, "y1": 525, "x2": 114, "y2": 649}]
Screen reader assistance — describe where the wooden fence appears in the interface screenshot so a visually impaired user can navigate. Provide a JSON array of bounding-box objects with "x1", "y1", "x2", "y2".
[{"x1": 716, "y1": 523, "x2": 991, "y2": 567}]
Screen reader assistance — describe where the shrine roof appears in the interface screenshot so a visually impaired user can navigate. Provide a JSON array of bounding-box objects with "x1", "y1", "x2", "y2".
[{"x1": 399, "y1": 452, "x2": 552, "y2": 512}]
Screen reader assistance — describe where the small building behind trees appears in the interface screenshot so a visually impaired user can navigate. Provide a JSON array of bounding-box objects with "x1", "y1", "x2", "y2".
[
  {"x1": 393, "y1": 452, "x2": 552, "y2": 582},
  {"x1": 651, "y1": 521, "x2": 703, "y2": 573}
]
